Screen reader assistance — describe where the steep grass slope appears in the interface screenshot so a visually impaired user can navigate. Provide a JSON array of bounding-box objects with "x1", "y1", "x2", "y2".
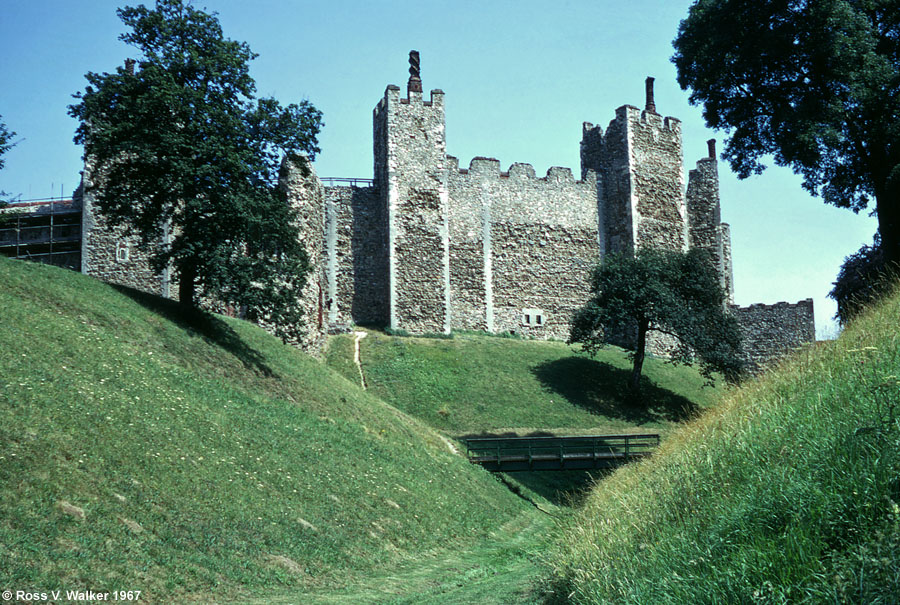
[
  {"x1": 327, "y1": 330, "x2": 722, "y2": 436},
  {"x1": 549, "y1": 287, "x2": 900, "y2": 603},
  {"x1": 0, "y1": 257, "x2": 531, "y2": 603}
]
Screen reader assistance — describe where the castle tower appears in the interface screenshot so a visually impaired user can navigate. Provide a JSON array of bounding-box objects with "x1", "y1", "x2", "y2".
[
  {"x1": 373, "y1": 51, "x2": 450, "y2": 333},
  {"x1": 686, "y1": 139, "x2": 734, "y2": 303},
  {"x1": 581, "y1": 77, "x2": 688, "y2": 255}
]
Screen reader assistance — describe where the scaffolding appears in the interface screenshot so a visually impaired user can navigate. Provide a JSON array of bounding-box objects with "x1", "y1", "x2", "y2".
[{"x1": 0, "y1": 198, "x2": 82, "y2": 270}]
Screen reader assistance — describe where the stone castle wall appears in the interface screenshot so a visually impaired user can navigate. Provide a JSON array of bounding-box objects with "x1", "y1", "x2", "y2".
[
  {"x1": 278, "y1": 156, "x2": 328, "y2": 352},
  {"x1": 80, "y1": 161, "x2": 172, "y2": 298},
  {"x1": 375, "y1": 85, "x2": 450, "y2": 334},
  {"x1": 733, "y1": 299, "x2": 815, "y2": 373},
  {"x1": 447, "y1": 157, "x2": 600, "y2": 339},
  {"x1": 687, "y1": 151, "x2": 735, "y2": 303},
  {"x1": 78, "y1": 52, "x2": 817, "y2": 370},
  {"x1": 324, "y1": 185, "x2": 388, "y2": 329}
]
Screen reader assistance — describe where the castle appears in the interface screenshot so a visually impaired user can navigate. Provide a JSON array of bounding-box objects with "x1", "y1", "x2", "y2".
[{"x1": 79, "y1": 52, "x2": 815, "y2": 372}]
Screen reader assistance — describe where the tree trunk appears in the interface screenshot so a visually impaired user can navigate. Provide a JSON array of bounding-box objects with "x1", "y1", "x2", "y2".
[
  {"x1": 629, "y1": 319, "x2": 649, "y2": 392},
  {"x1": 178, "y1": 262, "x2": 197, "y2": 306},
  {"x1": 875, "y1": 172, "x2": 900, "y2": 268}
]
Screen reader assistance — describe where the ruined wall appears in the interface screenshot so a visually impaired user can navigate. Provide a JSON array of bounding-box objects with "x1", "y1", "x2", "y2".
[
  {"x1": 374, "y1": 84, "x2": 450, "y2": 333},
  {"x1": 80, "y1": 162, "x2": 172, "y2": 297},
  {"x1": 279, "y1": 155, "x2": 328, "y2": 353},
  {"x1": 324, "y1": 185, "x2": 388, "y2": 329},
  {"x1": 687, "y1": 151, "x2": 734, "y2": 303},
  {"x1": 447, "y1": 157, "x2": 600, "y2": 339},
  {"x1": 733, "y1": 299, "x2": 816, "y2": 373},
  {"x1": 626, "y1": 108, "x2": 686, "y2": 251}
]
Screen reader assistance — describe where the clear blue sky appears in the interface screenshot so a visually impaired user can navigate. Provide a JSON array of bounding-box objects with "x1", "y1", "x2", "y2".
[{"x1": 0, "y1": 0, "x2": 878, "y2": 338}]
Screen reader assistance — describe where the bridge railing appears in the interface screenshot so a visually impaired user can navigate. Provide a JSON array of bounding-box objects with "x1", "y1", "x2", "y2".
[
  {"x1": 464, "y1": 433, "x2": 660, "y2": 471},
  {"x1": 320, "y1": 177, "x2": 374, "y2": 188}
]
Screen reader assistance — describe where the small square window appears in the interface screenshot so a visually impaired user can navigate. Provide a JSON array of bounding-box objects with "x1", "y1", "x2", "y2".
[{"x1": 115, "y1": 241, "x2": 130, "y2": 263}]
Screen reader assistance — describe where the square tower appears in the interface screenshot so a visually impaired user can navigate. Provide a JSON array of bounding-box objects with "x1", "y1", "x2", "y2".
[
  {"x1": 373, "y1": 52, "x2": 450, "y2": 333},
  {"x1": 582, "y1": 78, "x2": 688, "y2": 255}
]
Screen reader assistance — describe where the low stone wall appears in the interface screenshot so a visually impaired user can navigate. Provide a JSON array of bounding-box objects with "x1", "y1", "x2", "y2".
[{"x1": 733, "y1": 299, "x2": 815, "y2": 373}]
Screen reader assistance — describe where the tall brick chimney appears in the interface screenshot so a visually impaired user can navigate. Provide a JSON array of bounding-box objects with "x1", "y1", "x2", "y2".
[{"x1": 644, "y1": 76, "x2": 656, "y2": 114}]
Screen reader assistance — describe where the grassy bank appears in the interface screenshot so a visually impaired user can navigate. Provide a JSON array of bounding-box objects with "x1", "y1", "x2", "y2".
[
  {"x1": 0, "y1": 257, "x2": 534, "y2": 603},
  {"x1": 326, "y1": 330, "x2": 722, "y2": 437},
  {"x1": 548, "y1": 287, "x2": 900, "y2": 603}
]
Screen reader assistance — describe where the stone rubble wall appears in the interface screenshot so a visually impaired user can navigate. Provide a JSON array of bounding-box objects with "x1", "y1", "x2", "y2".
[
  {"x1": 375, "y1": 85, "x2": 450, "y2": 334},
  {"x1": 278, "y1": 155, "x2": 328, "y2": 353},
  {"x1": 447, "y1": 156, "x2": 600, "y2": 339},
  {"x1": 687, "y1": 156, "x2": 734, "y2": 303},
  {"x1": 626, "y1": 109, "x2": 687, "y2": 252},
  {"x1": 80, "y1": 161, "x2": 172, "y2": 298},
  {"x1": 732, "y1": 299, "x2": 816, "y2": 374},
  {"x1": 324, "y1": 185, "x2": 388, "y2": 328}
]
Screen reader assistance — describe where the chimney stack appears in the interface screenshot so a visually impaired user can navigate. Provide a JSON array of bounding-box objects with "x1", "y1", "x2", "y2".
[
  {"x1": 407, "y1": 50, "x2": 422, "y2": 95},
  {"x1": 644, "y1": 76, "x2": 657, "y2": 114},
  {"x1": 707, "y1": 138, "x2": 717, "y2": 159},
  {"x1": 125, "y1": 58, "x2": 136, "y2": 75}
]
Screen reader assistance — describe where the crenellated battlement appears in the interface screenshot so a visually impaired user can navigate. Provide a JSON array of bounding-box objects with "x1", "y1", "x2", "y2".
[
  {"x1": 738, "y1": 299, "x2": 815, "y2": 312},
  {"x1": 447, "y1": 155, "x2": 594, "y2": 186}
]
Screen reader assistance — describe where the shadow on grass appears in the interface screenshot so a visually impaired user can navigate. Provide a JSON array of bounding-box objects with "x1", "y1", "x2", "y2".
[
  {"x1": 111, "y1": 284, "x2": 274, "y2": 376},
  {"x1": 504, "y1": 469, "x2": 605, "y2": 507},
  {"x1": 531, "y1": 356, "x2": 699, "y2": 425}
]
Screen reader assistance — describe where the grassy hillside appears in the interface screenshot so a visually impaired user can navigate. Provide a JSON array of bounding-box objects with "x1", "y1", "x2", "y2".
[
  {"x1": 326, "y1": 330, "x2": 722, "y2": 437},
  {"x1": 0, "y1": 257, "x2": 534, "y2": 603},
  {"x1": 548, "y1": 287, "x2": 900, "y2": 603}
]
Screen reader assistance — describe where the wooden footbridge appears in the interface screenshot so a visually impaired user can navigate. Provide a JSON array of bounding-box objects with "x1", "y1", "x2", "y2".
[{"x1": 464, "y1": 433, "x2": 660, "y2": 472}]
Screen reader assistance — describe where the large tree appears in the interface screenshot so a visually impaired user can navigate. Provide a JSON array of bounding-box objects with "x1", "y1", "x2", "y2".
[
  {"x1": 68, "y1": 0, "x2": 322, "y2": 339},
  {"x1": 673, "y1": 0, "x2": 900, "y2": 264},
  {"x1": 569, "y1": 249, "x2": 744, "y2": 392}
]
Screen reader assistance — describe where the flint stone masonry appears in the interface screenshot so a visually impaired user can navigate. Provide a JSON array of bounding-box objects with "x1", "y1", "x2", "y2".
[
  {"x1": 447, "y1": 156, "x2": 600, "y2": 338},
  {"x1": 80, "y1": 50, "x2": 816, "y2": 371},
  {"x1": 278, "y1": 155, "x2": 328, "y2": 352},
  {"x1": 324, "y1": 185, "x2": 387, "y2": 328},
  {"x1": 733, "y1": 299, "x2": 815, "y2": 373},
  {"x1": 80, "y1": 160, "x2": 172, "y2": 297},
  {"x1": 687, "y1": 155, "x2": 734, "y2": 303},
  {"x1": 375, "y1": 84, "x2": 450, "y2": 334}
]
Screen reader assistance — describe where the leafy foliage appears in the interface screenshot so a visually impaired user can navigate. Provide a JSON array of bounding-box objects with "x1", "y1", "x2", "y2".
[
  {"x1": 68, "y1": 0, "x2": 323, "y2": 340},
  {"x1": 569, "y1": 248, "x2": 743, "y2": 390},
  {"x1": 829, "y1": 233, "x2": 898, "y2": 325},
  {"x1": 673, "y1": 0, "x2": 900, "y2": 263},
  {"x1": 0, "y1": 114, "x2": 16, "y2": 205},
  {"x1": 0, "y1": 115, "x2": 14, "y2": 172}
]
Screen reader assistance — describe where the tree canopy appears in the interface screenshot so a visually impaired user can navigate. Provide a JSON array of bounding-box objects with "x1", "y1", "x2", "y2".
[
  {"x1": 673, "y1": 0, "x2": 900, "y2": 264},
  {"x1": 0, "y1": 115, "x2": 16, "y2": 205},
  {"x1": 829, "y1": 233, "x2": 897, "y2": 324},
  {"x1": 0, "y1": 115, "x2": 14, "y2": 172},
  {"x1": 68, "y1": 0, "x2": 323, "y2": 341},
  {"x1": 569, "y1": 248, "x2": 744, "y2": 392}
]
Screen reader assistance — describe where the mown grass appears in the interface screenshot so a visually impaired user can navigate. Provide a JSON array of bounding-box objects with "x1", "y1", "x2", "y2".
[
  {"x1": 547, "y1": 286, "x2": 900, "y2": 604},
  {"x1": 0, "y1": 257, "x2": 535, "y2": 603},
  {"x1": 326, "y1": 329, "x2": 723, "y2": 437}
]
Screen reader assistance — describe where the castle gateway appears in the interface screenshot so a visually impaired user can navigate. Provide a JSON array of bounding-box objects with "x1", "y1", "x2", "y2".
[{"x1": 81, "y1": 52, "x2": 815, "y2": 372}]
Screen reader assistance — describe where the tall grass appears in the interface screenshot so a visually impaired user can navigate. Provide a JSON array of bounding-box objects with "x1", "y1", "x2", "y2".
[
  {"x1": 0, "y1": 257, "x2": 531, "y2": 602},
  {"x1": 547, "y1": 286, "x2": 900, "y2": 603}
]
